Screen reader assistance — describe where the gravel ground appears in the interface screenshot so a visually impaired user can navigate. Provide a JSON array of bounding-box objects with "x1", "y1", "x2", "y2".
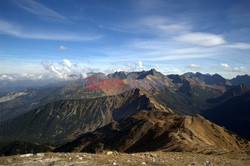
[{"x1": 0, "y1": 151, "x2": 249, "y2": 166}]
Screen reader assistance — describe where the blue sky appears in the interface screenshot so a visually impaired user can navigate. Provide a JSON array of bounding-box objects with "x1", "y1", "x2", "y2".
[{"x1": 0, "y1": 0, "x2": 250, "y2": 79}]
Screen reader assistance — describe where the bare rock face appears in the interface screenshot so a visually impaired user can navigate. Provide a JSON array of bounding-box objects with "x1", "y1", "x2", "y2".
[{"x1": 55, "y1": 110, "x2": 249, "y2": 154}]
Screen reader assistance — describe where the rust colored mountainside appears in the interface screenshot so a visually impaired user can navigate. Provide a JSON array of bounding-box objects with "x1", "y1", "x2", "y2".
[{"x1": 56, "y1": 110, "x2": 249, "y2": 154}]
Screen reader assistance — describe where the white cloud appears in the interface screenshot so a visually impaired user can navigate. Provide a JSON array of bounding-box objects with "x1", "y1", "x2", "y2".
[
  {"x1": 41, "y1": 59, "x2": 77, "y2": 79},
  {"x1": 39, "y1": 59, "x2": 101, "y2": 80},
  {"x1": 106, "y1": 16, "x2": 190, "y2": 36},
  {"x1": 221, "y1": 63, "x2": 247, "y2": 72},
  {"x1": 107, "y1": 61, "x2": 148, "y2": 72},
  {"x1": 0, "y1": 19, "x2": 101, "y2": 41},
  {"x1": 41, "y1": 61, "x2": 65, "y2": 79},
  {"x1": 142, "y1": 16, "x2": 190, "y2": 35},
  {"x1": 121, "y1": 62, "x2": 143, "y2": 71},
  {"x1": 59, "y1": 45, "x2": 67, "y2": 50},
  {"x1": 1, "y1": 59, "x2": 147, "y2": 81},
  {"x1": 223, "y1": 43, "x2": 250, "y2": 49},
  {"x1": 186, "y1": 64, "x2": 201, "y2": 70},
  {"x1": 101, "y1": 16, "x2": 224, "y2": 62},
  {"x1": 0, "y1": 74, "x2": 15, "y2": 81},
  {"x1": 134, "y1": 53, "x2": 214, "y2": 61},
  {"x1": 221, "y1": 63, "x2": 230, "y2": 68},
  {"x1": 138, "y1": 60, "x2": 143, "y2": 69},
  {"x1": 42, "y1": 60, "x2": 67, "y2": 79},
  {"x1": 175, "y1": 32, "x2": 226, "y2": 46},
  {"x1": 0, "y1": 73, "x2": 45, "y2": 81},
  {"x1": 0, "y1": 20, "x2": 21, "y2": 36},
  {"x1": 154, "y1": 65, "x2": 185, "y2": 75},
  {"x1": 12, "y1": 0, "x2": 67, "y2": 22},
  {"x1": 119, "y1": 38, "x2": 219, "y2": 61},
  {"x1": 61, "y1": 59, "x2": 72, "y2": 68}
]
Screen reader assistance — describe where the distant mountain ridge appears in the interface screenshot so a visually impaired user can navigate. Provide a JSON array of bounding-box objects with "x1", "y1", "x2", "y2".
[
  {"x1": 2, "y1": 69, "x2": 249, "y2": 122},
  {"x1": 230, "y1": 75, "x2": 250, "y2": 85},
  {"x1": 203, "y1": 91, "x2": 250, "y2": 140},
  {"x1": 184, "y1": 72, "x2": 250, "y2": 86},
  {"x1": 183, "y1": 72, "x2": 229, "y2": 85},
  {"x1": 0, "y1": 80, "x2": 123, "y2": 122},
  {"x1": 207, "y1": 85, "x2": 250, "y2": 104},
  {"x1": 107, "y1": 69, "x2": 164, "y2": 79}
]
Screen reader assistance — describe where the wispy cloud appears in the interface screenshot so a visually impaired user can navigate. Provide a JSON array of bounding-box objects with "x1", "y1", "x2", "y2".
[
  {"x1": 100, "y1": 16, "x2": 226, "y2": 61},
  {"x1": 221, "y1": 63, "x2": 247, "y2": 72},
  {"x1": 0, "y1": 19, "x2": 101, "y2": 41},
  {"x1": 119, "y1": 38, "x2": 219, "y2": 61},
  {"x1": 59, "y1": 45, "x2": 67, "y2": 51},
  {"x1": 102, "y1": 14, "x2": 249, "y2": 63},
  {"x1": 175, "y1": 32, "x2": 226, "y2": 46},
  {"x1": 186, "y1": 64, "x2": 201, "y2": 70},
  {"x1": 106, "y1": 60, "x2": 148, "y2": 72},
  {"x1": 141, "y1": 54, "x2": 214, "y2": 61},
  {"x1": 223, "y1": 43, "x2": 250, "y2": 49},
  {"x1": 102, "y1": 16, "x2": 190, "y2": 35},
  {"x1": 12, "y1": 0, "x2": 67, "y2": 22},
  {"x1": 142, "y1": 16, "x2": 191, "y2": 35}
]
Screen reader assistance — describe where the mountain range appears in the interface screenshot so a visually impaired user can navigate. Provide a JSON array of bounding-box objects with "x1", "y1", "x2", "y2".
[{"x1": 0, "y1": 69, "x2": 250, "y2": 155}]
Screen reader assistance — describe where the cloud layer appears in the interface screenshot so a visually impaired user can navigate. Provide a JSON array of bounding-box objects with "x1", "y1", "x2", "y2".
[
  {"x1": 221, "y1": 63, "x2": 247, "y2": 72},
  {"x1": 0, "y1": 19, "x2": 101, "y2": 41},
  {"x1": 11, "y1": 0, "x2": 67, "y2": 22},
  {"x1": 186, "y1": 64, "x2": 201, "y2": 70},
  {"x1": 223, "y1": 43, "x2": 250, "y2": 49},
  {"x1": 175, "y1": 32, "x2": 226, "y2": 46}
]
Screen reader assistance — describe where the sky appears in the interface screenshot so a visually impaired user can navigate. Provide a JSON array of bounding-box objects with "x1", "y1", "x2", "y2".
[{"x1": 0, "y1": 0, "x2": 250, "y2": 80}]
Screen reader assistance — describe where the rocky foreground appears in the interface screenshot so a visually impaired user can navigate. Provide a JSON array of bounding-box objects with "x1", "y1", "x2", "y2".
[{"x1": 0, "y1": 151, "x2": 249, "y2": 166}]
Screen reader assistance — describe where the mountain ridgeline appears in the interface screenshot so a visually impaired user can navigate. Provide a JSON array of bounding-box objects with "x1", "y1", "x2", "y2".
[
  {"x1": 0, "y1": 89, "x2": 172, "y2": 144},
  {"x1": 55, "y1": 110, "x2": 249, "y2": 153},
  {"x1": 0, "y1": 69, "x2": 250, "y2": 155},
  {"x1": 1, "y1": 70, "x2": 250, "y2": 121}
]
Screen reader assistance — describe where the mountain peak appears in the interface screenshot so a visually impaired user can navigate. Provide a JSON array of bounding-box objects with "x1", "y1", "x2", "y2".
[
  {"x1": 184, "y1": 72, "x2": 227, "y2": 85},
  {"x1": 137, "y1": 69, "x2": 164, "y2": 79},
  {"x1": 230, "y1": 74, "x2": 250, "y2": 85},
  {"x1": 149, "y1": 68, "x2": 157, "y2": 73},
  {"x1": 108, "y1": 71, "x2": 128, "y2": 79}
]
